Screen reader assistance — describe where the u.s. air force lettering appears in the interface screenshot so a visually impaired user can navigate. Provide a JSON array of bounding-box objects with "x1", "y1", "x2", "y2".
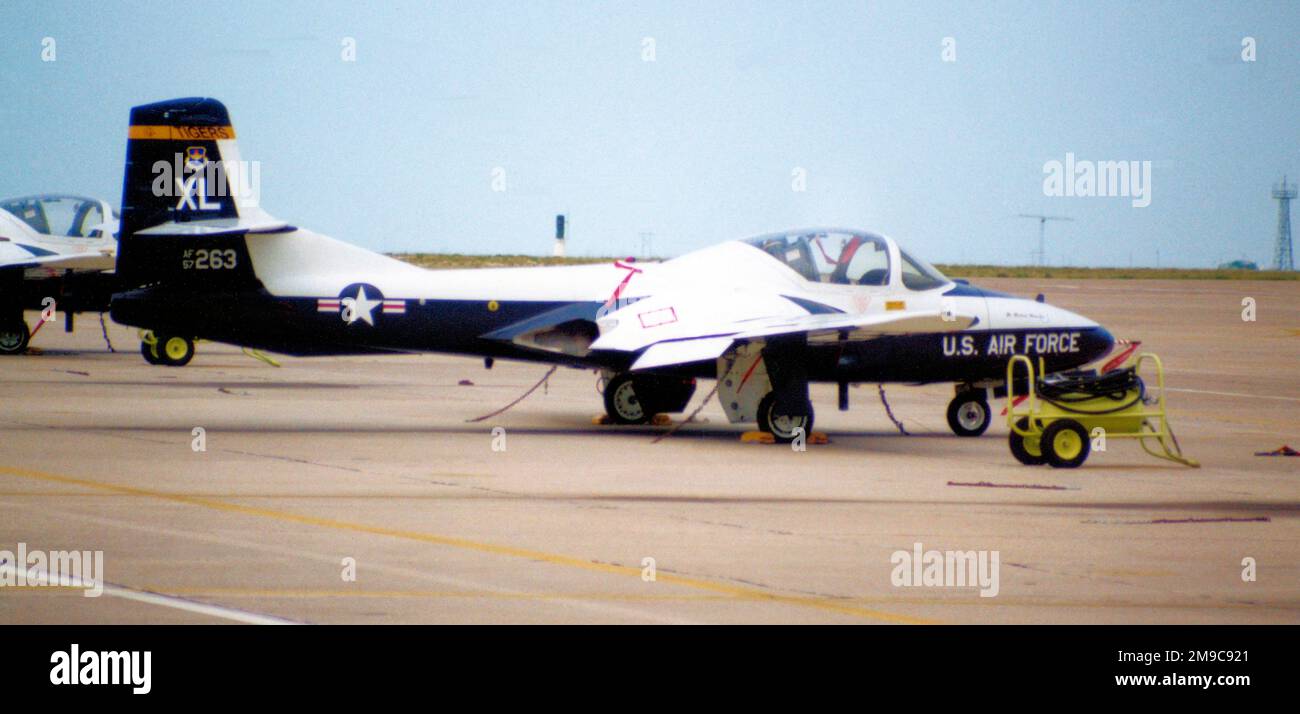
[{"x1": 943, "y1": 331, "x2": 1082, "y2": 358}]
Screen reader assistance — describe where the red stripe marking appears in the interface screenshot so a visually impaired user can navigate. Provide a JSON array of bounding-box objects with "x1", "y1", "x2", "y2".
[
  {"x1": 637, "y1": 307, "x2": 677, "y2": 328},
  {"x1": 998, "y1": 395, "x2": 1027, "y2": 416},
  {"x1": 605, "y1": 259, "x2": 643, "y2": 306},
  {"x1": 29, "y1": 315, "x2": 51, "y2": 338},
  {"x1": 1101, "y1": 339, "x2": 1141, "y2": 373},
  {"x1": 738, "y1": 355, "x2": 763, "y2": 390}
]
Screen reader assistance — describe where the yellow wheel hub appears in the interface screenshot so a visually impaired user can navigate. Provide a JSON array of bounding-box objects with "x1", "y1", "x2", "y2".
[
  {"x1": 1052, "y1": 429, "x2": 1083, "y2": 460},
  {"x1": 164, "y1": 337, "x2": 189, "y2": 360},
  {"x1": 1023, "y1": 435, "x2": 1042, "y2": 458}
]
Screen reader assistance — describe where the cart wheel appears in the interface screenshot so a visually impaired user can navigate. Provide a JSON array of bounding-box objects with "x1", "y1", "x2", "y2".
[
  {"x1": 1041, "y1": 419, "x2": 1090, "y2": 469},
  {"x1": 140, "y1": 333, "x2": 162, "y2": 365},
  {"x1": 1008, "y1": 417, "x2": 1045, "y2": 466}
]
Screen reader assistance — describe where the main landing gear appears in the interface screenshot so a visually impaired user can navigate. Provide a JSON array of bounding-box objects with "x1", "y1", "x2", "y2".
[
  {"x1": 601, "y1": 373, "x2": 697, "y2": 425},
  {"x1": 0, "y1": 314, "x2": 30, "y2": 355},
  {"x1": 751, "y1": 342, "x2": 813, "y2": 443},
  {"x1": 0, "y1": 276, "x2": 26, "y2": 355},
  {"x1": 141, "y1": 331, "x2": 196, "y2": 367},
  {"x1": 757, "y1": 391, "x2": 814, "y2": 443},
  {"x1": 946, "y1": 387, "x2": 991, "y2": 437}
]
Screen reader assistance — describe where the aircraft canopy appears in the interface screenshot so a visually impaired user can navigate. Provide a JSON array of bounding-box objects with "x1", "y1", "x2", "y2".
[
  {"x1": 0, "y1": 195, "x2": 115, "y2": 238},
  {"x1": 743, "y1": 229, "x2": 949, "y2": 290}
]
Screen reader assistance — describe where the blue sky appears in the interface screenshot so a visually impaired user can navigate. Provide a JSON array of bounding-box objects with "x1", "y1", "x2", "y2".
[{"x1": 2, "y1": 1, "x2": 1297, "y2": 266}]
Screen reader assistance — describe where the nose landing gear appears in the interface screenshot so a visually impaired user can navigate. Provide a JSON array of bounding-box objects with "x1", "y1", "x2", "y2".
[{"x1": 946, "y1": 387, "x2": 991, "y2": 437}]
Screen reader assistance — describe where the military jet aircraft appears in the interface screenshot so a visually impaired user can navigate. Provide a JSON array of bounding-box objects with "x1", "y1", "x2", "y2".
[
  {"x1": 0, "y1": 194, "x2": 118, "y2": 354},
  {"x1": 108, "y1": 98, "x2": 1114, "y2": 440}
]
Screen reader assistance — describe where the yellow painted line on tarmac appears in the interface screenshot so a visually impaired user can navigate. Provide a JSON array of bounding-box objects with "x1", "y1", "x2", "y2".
[
  {"x1": 0, "y1": 465, "x2": 933, "y2": 624},
  {"x1": 143, "y1": 588, "x2": 760, "y2": 602}
]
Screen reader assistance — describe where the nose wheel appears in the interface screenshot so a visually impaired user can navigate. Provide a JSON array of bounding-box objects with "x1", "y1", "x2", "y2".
[{"x1": 946, "y1": 390, "x2": 991, "y2": 437}]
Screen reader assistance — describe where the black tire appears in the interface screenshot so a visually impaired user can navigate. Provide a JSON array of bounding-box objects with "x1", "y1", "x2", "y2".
[
  {"x1": 603, "y1": 373, "x2": 651, "y2": 424},
  {"x1": 946, "y1": 391, "x2": 991, "y2": 437},
  {"x1": 1041, "y1": 419, "x2": 1090, "y2": 469},
  {"x1": 757, "y1": 391, "x2": 814, "y2": 443},
  {"x1": 0, "y1": 319, "x2": 30, "y2": 355},
  {"x1": 140, "y1": 334, "x2": 162, "y2": 365},
  {"x1": 153, "y1": 334, "x2": 195, "y2": 367},
  {"x1": 653, "y1": 377, "x2": 697, "y2": 414},
  {"x1": 1008, "y1": 417, "x2": 1045, "y2": 466}
]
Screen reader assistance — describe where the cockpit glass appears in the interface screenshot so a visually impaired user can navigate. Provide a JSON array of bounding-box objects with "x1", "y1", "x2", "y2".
[
  {"x1": 0, "y1": 196, "x2": 106, "y2": 238},
  {"x1": 745, "y1": 231, "x2": 892, "y2": 286},
  {"x1": 899, "y1": 249, "x2": 949, "y2": 291}
]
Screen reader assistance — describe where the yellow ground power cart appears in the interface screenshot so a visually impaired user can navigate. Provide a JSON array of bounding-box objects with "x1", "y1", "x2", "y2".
[{"x1": 1005, "y1": 352, "x2": 1198, "y2": 469}]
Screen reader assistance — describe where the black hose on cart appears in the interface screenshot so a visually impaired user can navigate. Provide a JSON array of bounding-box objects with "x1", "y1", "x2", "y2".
[{"x1": 1036, "y1": 366, "x2": 1145, "y2": 415}]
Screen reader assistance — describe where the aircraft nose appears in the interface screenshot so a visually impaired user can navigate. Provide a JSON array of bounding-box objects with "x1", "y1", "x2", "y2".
[{"x1": 1082, "y1": 324, "x2": 1115, "y2": 364}]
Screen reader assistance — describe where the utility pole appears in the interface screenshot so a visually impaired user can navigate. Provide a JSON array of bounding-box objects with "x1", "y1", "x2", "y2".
[{"x1": 1017, "y1": 214, "x2": 1073, "y2": 267}]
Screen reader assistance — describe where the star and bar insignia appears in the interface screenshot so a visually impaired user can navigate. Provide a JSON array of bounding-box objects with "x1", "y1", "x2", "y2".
[{"x1": 317, "y1": 283, "x2": 405, "y2": 325}]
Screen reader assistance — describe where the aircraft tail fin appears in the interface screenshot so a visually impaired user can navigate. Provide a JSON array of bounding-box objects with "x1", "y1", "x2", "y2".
[
  {"x1": 116, "y1": 97, "x2": 281, "y2": 286},
  {"x1": 122, "y1": 98, "x2": 236, "y2": 232}
]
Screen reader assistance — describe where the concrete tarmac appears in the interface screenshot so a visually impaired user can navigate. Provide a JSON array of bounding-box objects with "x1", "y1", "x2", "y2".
[{"x1": 0, "y1": 278, "x2": 1296, "y2": 624}]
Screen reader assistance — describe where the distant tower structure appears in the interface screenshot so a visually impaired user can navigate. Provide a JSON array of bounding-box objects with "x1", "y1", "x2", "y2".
[
  {"x1": 553, "y1": 214, "x2": 566, "y2": 258},
  {"x1": 1017, "y1": 214, "x2": 1073, "y2": 267},
  {"x1": 1272, "y1": 176, "x2": 1296, "y2": 271}
]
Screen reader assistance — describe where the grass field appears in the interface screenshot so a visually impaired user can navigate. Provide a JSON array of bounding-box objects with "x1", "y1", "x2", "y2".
[
  {"x1": 391, "y1": 253, "x2": 1298, "y2": 280},
  {"x1": 392, "y1": 253, "x2": 612, "y2": 269},
  {"x1": 931, "y1": 264, "x2": 1298, "y2": 280}
]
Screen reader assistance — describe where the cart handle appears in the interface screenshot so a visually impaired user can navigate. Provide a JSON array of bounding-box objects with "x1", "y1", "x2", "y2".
[{"x1": 1005, "y1": 354, "x2": 1038, "y2": 429}]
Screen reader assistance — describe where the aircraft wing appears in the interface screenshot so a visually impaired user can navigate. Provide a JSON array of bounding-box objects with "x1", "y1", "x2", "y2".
[
  {"x1": 0, "y1": 247, "x2": 116, "y2": 273},
  {"x1": 589, "y1": 289, "x2": 975, "y2": 370},
  {"x1": 731, "y1": 309, "x2": 974, "y2": 342}
]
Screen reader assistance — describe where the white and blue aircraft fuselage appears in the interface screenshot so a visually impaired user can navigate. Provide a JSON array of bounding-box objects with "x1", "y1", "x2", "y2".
[{"x1": 109, "y1": 98, "x2": 1114, "y2": 440}]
